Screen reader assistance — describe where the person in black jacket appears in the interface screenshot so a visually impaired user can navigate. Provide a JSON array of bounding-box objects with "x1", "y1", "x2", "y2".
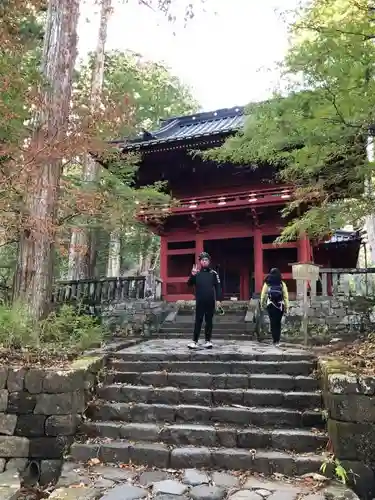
[{"x1": 187, "y1": 252, "x2": 222, "y2": 349}]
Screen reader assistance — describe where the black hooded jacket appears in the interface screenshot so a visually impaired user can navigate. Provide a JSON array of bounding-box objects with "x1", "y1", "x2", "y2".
[{"x1": 187, "y1": 268, "x2": 222, "y2": 302}]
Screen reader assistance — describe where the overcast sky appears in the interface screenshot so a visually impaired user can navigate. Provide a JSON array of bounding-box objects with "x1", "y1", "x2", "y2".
[{"x1": 78, "y1": 0, "x2": 299, "y2": 111}]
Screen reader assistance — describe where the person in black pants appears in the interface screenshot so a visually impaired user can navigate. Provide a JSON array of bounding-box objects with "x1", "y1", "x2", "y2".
[
  {"x1": 187, "y1": 252, "x2": 222, "y2": 349},
  {"x1": 260, "y1": 268, "x2": 289, "y2": 345}
]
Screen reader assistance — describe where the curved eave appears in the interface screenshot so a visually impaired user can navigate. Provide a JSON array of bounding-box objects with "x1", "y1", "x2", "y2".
[{"x1": 119, "y1": 130, "x2": 239, "y2": 155}]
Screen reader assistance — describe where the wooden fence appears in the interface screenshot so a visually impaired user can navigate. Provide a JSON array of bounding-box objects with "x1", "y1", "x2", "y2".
[
  {"x1": 52, "y1": 275, "x2": 163, "y2": 306},
  {"x1": 311, "y1": 268, "x2": 375, "y2": 298}
]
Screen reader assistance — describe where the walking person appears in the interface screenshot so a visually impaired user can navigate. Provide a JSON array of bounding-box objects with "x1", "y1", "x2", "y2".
[
  {"x1": 260, "y1": 268, "x2": 289, "y2": 345},
  {"x1": 187, "y1": 252, "x2": 222, "y2": 349}
]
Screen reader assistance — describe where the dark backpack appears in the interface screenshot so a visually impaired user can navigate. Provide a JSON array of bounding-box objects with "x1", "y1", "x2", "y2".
[{"x1": 268, "y1": 284, "x2": 283, "y2": 304}]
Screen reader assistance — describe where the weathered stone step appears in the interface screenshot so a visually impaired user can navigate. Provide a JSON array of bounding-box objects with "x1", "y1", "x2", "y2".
[
  {"x1": 108, "y1": 360, "x2": 314, "y2": 376},
  {"x1": 82, "y1": 421, "x2": 327, "y2": 453},
  {"x1": 97, "y1": 384, "x2": 321, "y2": 409},
  {"x1": 176, "y1": 312, "x2": 246, "y2": 318},
  {"x1": 157, "y1": 332, "x2": 254, "y2": 339},
  {"x1": 160, "y1": 324, "x2": 250, "y2": 332},
  {"x1": 87, "y1": 402, "x2": 324, "y2": 428},
  {"x1": 70, "y1": 440, "x2": 323, "y2": 475},
  {"x1": 111, "y1": 350, "x2": 315, "y2": 362},
  {"x1": 103, "y1": 371, "x2": 319, "y2": 391}
]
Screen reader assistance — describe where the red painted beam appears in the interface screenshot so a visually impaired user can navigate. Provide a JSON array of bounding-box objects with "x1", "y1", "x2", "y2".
[
  {"x1": 262, "y1": 242, "x2": 298, "y2": 250},
  {"x1": 165, "y1": 277, "x2": 190, "y2": 283},
  {"x1": 166, "y1": 248, "x2": 195, "y2": 255}
]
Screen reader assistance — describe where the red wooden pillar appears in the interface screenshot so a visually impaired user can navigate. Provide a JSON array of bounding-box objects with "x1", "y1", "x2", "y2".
[
  {"x1": 254, "y1": 228, "x2": 263, "y2": 294},
  {"x1": 299, "y1": 234, "x2": 312, "y2": 262},
  {"x1": 160, "y1": 236, "x2": 168, "y2": 299}
]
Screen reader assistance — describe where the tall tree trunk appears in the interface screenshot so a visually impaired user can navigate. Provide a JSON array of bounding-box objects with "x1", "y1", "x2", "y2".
[
  {"x1": 107, "y1": 231, "x2": 121, "y2": 277},
  {"x1": 67, "y1": 0, "x2": 112, "y2": 279},
  {"x1": 67, "y1": 228, "x2": 87, "y2": 280},
  {"x1": 14, "y1": 0, "x2": 80, "y2": 318},
  {"x1": 150, "y1": 236, "x2": 160, "y2": 270},
  {"x1": 142, "y1": 235, "x2": 158, "y2": 273}
]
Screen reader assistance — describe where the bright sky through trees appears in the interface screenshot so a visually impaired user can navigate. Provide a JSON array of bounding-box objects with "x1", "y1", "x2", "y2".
[{"x1": 78, "y1": 0, "x2": 300, "y2": 110}]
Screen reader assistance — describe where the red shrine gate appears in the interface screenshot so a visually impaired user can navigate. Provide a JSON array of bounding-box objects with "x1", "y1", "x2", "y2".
[
  {"x1": 162, "y1": 225, "x2": 311, "y2": 302},
  {"x1": 116, "y1": 106, "x2": 361, "y2": 302}
]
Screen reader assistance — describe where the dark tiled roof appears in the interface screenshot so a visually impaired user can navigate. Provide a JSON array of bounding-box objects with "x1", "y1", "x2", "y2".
[
  {"x1": 118, "y1": 106, "x2": 245, "y2": 151},
  {"x1": 325, "y1": 230, "x2": 361, "y2": 244}
]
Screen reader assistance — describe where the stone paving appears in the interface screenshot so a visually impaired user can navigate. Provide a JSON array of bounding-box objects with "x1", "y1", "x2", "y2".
[
  {"x1": 0, "y1": 470, "x2": 21, "y2": 500},
  {"x1": 113, "y1": 339, "x2": 312, "y2": 359},
  {"x1": 48, "y1": 463, "x2": 358, "y2": 500}
]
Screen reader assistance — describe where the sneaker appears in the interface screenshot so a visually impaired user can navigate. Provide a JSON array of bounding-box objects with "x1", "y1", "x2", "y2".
[
  {"x1": 204, "y1": 341, "x2": 213, "y2": 349},
  {"x1": 188, "y1": 342, "x2": 198, "y2": 350}
]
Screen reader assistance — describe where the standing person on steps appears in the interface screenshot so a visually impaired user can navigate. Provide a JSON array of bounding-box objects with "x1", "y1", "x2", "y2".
[
  {"x1": 187, "y1": 252, "x2": 222, "y2": 350},
  {"x1": 260, "y1": 268, "x2": 289, "y2": 345}
]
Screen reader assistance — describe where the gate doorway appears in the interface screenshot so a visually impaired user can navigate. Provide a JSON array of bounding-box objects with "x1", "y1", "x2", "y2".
[{"x1": 204, "y1": 237, "x2": 253, "y2": 300}]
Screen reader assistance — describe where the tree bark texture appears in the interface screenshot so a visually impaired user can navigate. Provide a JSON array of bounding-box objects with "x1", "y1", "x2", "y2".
[
  {"x1": 14, "y1": 0, "x2": 80, "y2": 318},
  {"x1": 68, "y1": 0, "x2": 112, "y2": 280},
  {"x1": 106, "y1": 230, "x2": 121, "y2": 277},
  {"x1": 138, "y1": 234, "x2": 160, "y2": 273}
]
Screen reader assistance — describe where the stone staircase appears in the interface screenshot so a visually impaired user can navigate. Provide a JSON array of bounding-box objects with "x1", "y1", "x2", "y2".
[
  {"x1": 71, "y1": 339, "x2": 326, "y2": 476},
  {"x1": 159, "y1": 304, "x2": 255, "y2": 339}
]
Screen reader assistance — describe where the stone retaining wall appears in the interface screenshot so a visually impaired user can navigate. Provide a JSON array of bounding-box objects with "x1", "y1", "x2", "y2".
[
  {"x1": 289, "y1": 296, "x2": 375, "y2": 331},
  {"x1": 102, "y1": 300, "x2": 169, "y2": 335},
  {"x1": 319, "y1": 359, "x2": 375, "y2": 500},
  {"x1": 259, "y1": 296, "x2": 375, "y2": 343},
  {"x1": 0, "y1": 356, "x2": 104, "y2": 485}
]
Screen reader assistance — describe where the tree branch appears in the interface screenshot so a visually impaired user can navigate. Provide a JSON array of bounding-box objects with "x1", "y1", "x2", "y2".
[
  {"x1": 297, "y1": 21, "x2": 374, "y2": 41},
  {"x1": 323, "y1": 86, "x2": 362, "y2": 129}
]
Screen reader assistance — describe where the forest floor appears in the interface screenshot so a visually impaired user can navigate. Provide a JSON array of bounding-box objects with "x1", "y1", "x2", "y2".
[{"x1": 290, "y1": 335, "x2": 375, "y2": 375}]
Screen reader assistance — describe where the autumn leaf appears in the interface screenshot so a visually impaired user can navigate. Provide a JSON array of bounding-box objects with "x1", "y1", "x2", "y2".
[{"x1": 87, "y1": 458, "x2": 101, "y2": 466}]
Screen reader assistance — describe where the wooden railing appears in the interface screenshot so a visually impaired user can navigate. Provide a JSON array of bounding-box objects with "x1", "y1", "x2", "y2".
[
  {"x1": 139, "y1": 186, "x2": 293, "y2": 216},
  {"x1": 312, "y1": 268, "x2": 375, "y2": 297},
  {"x1": 52, "y1": 274, "x2": 163, "y2": 306},
  {"x1": 175, "y1": 187, "x2": 293, "y2": 212}
]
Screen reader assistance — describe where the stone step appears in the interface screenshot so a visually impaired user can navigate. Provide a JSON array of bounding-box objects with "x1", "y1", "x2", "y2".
[
  {"x1": 87, "y1": 402, "x2": 325, "y2": 428},
  {"x1": 108, "y1": 360, "x2": 315, "y2": 376},
  {"x1": 111, "y1": 350, "x2": 315, "y2": 362},
  {"x1": 70, "y1": 440, "x2": 323, "y2": 475},
  {"x1": 103, "y1": 371, "x2": 319, "y2": 392},
  {"x1": 176, "y1": 312, "x2": 246, "y2": 319},
  {"x1": 161, "y1": 324, "x2": 250, "y2": 331},
  {"x1": 157, "y1": 332, "x2": 254, "y2": 339},
  {"x1": 97, "y1": 384, "x2": 322, "y2": 410},
  {"x1": 82, "y1": 421, "x2": 327, "y2": 453}
]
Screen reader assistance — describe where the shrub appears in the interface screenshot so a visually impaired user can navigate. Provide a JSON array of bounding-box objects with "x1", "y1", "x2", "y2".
[
  {"x1": 0, "y1": 302, "x2": 104, "y2": 352},
  {"x1": 0, "y1": 302, "x2": 37, "y2": 349},
  {"x1": 39, "y1": 304, "x2": 104, "y2": 351}
]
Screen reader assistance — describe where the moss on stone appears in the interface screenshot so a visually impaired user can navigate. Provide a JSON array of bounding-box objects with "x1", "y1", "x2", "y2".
[
  {"x1": 320, "y1": 357, "x2": 351, "y2": 374},
  {"x1": 69, "y1": 356, "x2": 103, "y2": 372},
  {"x1": 318, "y1": 357, "x2": 358, "y2": 395}
]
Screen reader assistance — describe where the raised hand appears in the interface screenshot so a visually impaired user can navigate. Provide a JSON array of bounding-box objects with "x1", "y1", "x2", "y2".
[{"x1": 191, "y1": 264, "x2": 198, "y2": 275}]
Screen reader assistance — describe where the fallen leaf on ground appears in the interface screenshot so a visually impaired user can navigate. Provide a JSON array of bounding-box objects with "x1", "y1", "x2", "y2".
[{"x1": 87, "y1": 458, "x2": 101, "y2": 466}]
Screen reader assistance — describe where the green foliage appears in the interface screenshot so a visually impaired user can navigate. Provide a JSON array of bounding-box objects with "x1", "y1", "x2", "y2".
[
  {"x1": 0, "y1": 303, "x2": 103, "y2": 351},
  {"x1": 0, "y1": 242, "x2": 17, "y2": 293},
  {"x1": 0, "y1": 2, "x2": 44, "y2": 145},
  {"x1": 0, "y1": 302, "x2": 38, "y2": 350},
  {"x1": 321, "y1": 456, "x2": 348, "y2": 485},
  {"x1": 76, "y1": 50, "x2": 200, "y2": 137},
  {"x1": 204, "y1": 0, "x2": 375, "y2": 239},
  {"x1": 39, "y1": 304, "x2": 103, "y2": 351},
  {"x1": 60, "y1": 50, "x2": 199, "y2": 277},
  {"x1": 0, "y1": 3, "x2": 44, "y2": 248}
]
